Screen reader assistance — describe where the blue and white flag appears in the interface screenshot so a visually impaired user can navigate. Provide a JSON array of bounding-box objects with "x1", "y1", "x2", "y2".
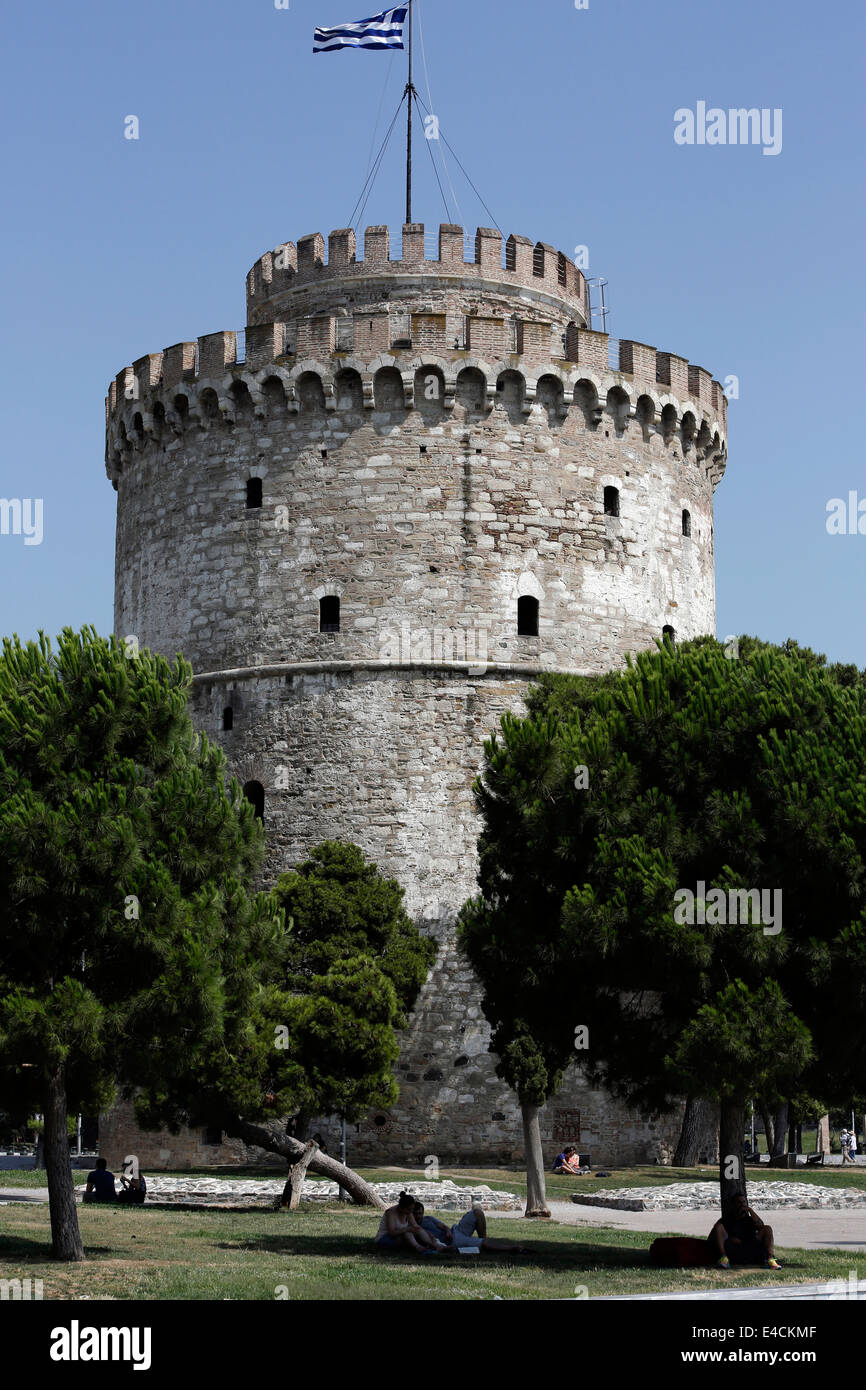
[{"x1": 314, "y1": 6, "x2": 408, "y2": 53}]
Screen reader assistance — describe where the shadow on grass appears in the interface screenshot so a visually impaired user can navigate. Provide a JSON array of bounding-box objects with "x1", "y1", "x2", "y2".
[
  {"x1": 0, "y1": 1233, "x2": 114, "y2": 1262},
  {"x1": 218, "y1": 1231, "x2": 652, "y2": 1271}
]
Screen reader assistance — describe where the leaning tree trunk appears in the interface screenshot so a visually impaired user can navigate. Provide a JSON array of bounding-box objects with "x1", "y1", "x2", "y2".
[
  {"x1": 228, "y1": 1117, "x2": 385, "y2": 1209},
  {"x1": 771, "y1": 1101, "x2": 789, "y2": 1158},
  {"x1": 719, "y1": 1096, "x2": 747, "y2": 1213},
  {"x1": 521, "y1": 1100, "x2": 551, "y2": 1218},
  {"x1": 286, "y1": 1140, "x2": 319, "y2": 1210},
  {"x1": 44, "y1": 1066, "x2": 84, "y2": 1262},
  {"x1": 674, "y1": 1095, "x2": 718, "y2": 1167}
]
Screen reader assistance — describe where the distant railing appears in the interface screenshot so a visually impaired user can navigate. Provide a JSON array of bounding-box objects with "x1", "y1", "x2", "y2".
[
  {"x1": 608, "y1": 337, "x2": 621, "y2": 371},
  {"x1": 235, "y1": 328, "x2": 246, "y2": 364},
  {"x1": 381, "y1": 229, "x2": 502, "y2": 266}
]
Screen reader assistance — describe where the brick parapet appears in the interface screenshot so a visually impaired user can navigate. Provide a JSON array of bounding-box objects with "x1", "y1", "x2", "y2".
[{"x1": 244, "y1": 224, "x2": 589, "y2": 322}]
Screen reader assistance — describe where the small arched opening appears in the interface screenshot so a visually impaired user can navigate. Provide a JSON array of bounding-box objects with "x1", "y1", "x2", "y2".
[
  {"x1": 242, "y1": 780, "x2": 265, "y2": 822},
  {"x1": 517, "y1": 595, "x2": 539, "y2": 637},
  {"x1": 319, "y1": 595, "x2": 340, "y2": 632}
]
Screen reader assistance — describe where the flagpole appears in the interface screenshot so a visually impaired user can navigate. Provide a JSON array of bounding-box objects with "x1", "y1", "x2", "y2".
[{"x1": 405, "y1": 0, "x2": 414, "y2": 224}]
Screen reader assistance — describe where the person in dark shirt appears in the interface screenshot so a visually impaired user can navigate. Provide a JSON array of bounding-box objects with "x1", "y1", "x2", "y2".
[
  {"x1": 709, "y1": 1193, "x2": 781, "y2": 1269},
  {"x1": 83, "y1": 1157, "x2": 116, "y2": 1204},
  {"x1": 553, "y1": 1145, "x2": 582, "y2": 1174}
]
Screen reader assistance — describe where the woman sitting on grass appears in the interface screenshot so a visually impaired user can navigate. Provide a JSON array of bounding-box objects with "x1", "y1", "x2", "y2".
[
  {"x1": 375, "y1": 1192, "x2": 445, "y2": 1254},
  {"x1": 709, "y1": 1193, "x2": 781, "y2": 1270}
]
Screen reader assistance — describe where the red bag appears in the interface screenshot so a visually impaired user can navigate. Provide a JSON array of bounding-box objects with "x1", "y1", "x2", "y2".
[{"x1": 649, "y1": 1236, "x2": 712, "y2": 1267}]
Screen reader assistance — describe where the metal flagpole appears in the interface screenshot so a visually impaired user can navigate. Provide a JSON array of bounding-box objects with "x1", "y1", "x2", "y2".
[{"x1": 405, "y1": 0, "x2": 414, "y2": 223}]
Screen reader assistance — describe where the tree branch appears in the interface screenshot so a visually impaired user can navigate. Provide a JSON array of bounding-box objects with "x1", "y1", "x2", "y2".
[{"x1": 228, "y1": 1117, "x2": 386, "y2": 1209}]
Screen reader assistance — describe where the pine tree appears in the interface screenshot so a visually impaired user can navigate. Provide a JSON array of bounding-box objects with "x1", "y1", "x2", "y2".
[
  {"x1": 460, "y1": 636, "x2": 866, "y2": 1212},
  {"x1": 0, "y1": 627, "x2": 282, "y2": 1260}
]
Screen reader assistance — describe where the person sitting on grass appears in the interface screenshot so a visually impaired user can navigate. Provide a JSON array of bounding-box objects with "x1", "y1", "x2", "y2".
[
  {"x1": 709, "y1": 1193, "x2": 781, "y2": 1270},
  {"x1": 553, "y1": 1146, "x2": 583, "y2": 1175},
  {"x1": 413, "y1": 1200, "x2": 523, "y2": 1254},
  {"x1": 117, "y1": 1170, "x2": 147, "y2": 1205},
  {"x1": 375, "y1": 1191, "x2": 445, "y2": 1254},
  {"x1": 83, "y1": 1157, "x2": 116, "y2": 1204}
]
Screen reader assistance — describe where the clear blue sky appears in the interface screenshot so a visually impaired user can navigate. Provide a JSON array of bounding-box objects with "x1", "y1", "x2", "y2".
[{"x1": 2, "y1": 0, "x2": 864, "y2": 662}]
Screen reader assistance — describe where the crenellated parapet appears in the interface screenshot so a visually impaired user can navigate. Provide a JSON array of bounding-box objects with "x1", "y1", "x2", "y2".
[
  {"x1": 105, "y1": 330, "x2": 727, "y2": 487},
  {"x1": 245, "y1": 224, "x2": 590, "y2": 325}
]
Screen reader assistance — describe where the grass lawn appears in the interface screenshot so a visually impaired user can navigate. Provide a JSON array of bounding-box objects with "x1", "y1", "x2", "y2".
[{"x1": 0, "y1": 1199, "x2": 857, "y2": 1301}]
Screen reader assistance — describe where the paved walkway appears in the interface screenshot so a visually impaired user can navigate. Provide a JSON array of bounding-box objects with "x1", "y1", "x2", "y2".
[
  {"x1": 591, "y1": 1280, "x2": 866, "y2": 1301},
  {"x1": 496, "y1": 1200, "x2": 866, "y2": 1252}
]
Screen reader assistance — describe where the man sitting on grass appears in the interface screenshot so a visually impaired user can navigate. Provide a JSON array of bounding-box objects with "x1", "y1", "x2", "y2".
[
  {"x1": 82, "y1": 1157, "x2": 116, "y2": 1204},
  {"x1": 709, "y1": 1193, "x2": 781, "y2": 1270},
  {"x1": 413, "y1": 1200, "x2": 523, "y2": 1254}
]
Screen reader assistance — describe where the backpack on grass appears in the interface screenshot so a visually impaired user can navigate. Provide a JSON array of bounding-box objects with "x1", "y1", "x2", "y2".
[{"x1": 648, "y1": 1236, "x2": 712, "y2": 1267}]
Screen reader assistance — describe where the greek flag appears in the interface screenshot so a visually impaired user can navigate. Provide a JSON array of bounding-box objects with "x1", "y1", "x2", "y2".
[{"x1": 314, "y1": 6, "x2": 408, "y2": 53}]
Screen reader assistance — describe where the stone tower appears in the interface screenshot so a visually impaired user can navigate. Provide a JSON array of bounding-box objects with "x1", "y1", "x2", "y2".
[{"x1": 103, "y1": 222, "x2": 727, "y2": 1169}]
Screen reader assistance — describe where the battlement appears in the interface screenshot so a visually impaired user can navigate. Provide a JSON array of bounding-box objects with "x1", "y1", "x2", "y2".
[
  {"x1": 246, "y1": 224, "x2": 590, "y2": 321},
  {"x1": 107, "y1": 329, "x2": 727, "y2": 423},
  {"x1": 105, "y1": 326, "x2": 727, "y2": 489}
]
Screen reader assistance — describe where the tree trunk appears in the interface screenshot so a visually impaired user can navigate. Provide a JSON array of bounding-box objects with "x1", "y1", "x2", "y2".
[
  {"x1": 227, "y1": 1117, "x2": 385, "y2": 1209},
  {"x1": 521, "y1": 1100, "x2": 550, "y2": 1218},
  {"x1": 32, "y1": 1132, "x2": 45, "y2": 1170},
  {"x1": 719, "y1": 1096, "x2": 747, "y2": 1212},
  {"x1": 771, "y1": 1101, "x2": 788, "y2": 1158},
  {"x1": 287, "y1": 1140, "x2": 319, "y2": 1210},
  {"x1": 674, "y1": 1095, "x2": 718, "y2": 1166},
  {"x1": 44, "y1": 1067, "x2": 84, "y2": 1262},
  {"x1": 278, "y1": 1163, "x2": 294, "y2": 1208},
  {"x1": 758, "y1": 1102, "x2": 774, "y2": 1156},
  {"x1": 817, "y1": 1114, "x2": 830, "y2": 1155}
]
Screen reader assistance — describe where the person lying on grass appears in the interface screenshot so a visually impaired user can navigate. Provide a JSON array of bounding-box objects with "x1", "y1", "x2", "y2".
[
  {"x1": 413, "y1": 1201, "x2": 523, "y2": 1254},
  {"x1": 709, "y1": 1193, "x2": 781, "y2": 1270},
  {"x1": 374, "y1": 1192, "x2": 445, "y2": 1254}
]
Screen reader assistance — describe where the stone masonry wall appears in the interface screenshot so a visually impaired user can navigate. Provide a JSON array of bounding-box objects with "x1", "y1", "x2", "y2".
[{"x1": 100, "y1": 224, "x2": 725, "y2": 1169}]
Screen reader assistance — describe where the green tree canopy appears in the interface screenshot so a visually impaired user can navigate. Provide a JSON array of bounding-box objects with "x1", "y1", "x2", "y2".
[
  {"x1": 459, "y1": 636, "x2": 866, "y2": 1210},
  {"x1": 0, "y1": 627, "x2": 282, "y2": 1259},
  {"x1": 135, "y1": 840, "x2": 436, "y2": 1190}
]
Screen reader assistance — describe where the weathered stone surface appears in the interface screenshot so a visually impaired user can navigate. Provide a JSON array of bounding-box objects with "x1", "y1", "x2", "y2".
[
  {"x1": 140, "y1": 1176, "x2": 521, "y2": 1211},
  {"x1": 571, "y1": 1182, "x2": 866, "y2": 1212},
  {"x1": 103, "y1": 224, "x2": 727, "y2": 1169}
]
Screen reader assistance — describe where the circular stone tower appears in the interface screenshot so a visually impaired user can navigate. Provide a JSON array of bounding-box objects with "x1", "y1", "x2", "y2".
[{"x1": 104, "y1": 222, "x2": 727, "y2": 1168}]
